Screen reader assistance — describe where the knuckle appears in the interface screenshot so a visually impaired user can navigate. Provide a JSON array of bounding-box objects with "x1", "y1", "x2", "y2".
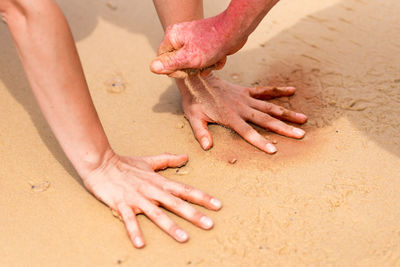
[
  {"x1": 170, "y1": 24, "x2": 179, "y2": 32},
  {"x1": 137, "y1": 183, "x2": 149, "y2": 194},
  {"x1": 148, "y1": 207, "x2": 164, "y2": 219},
  {"x1": 264, "y1": 103, "x2": 274, "y2": 113},
  {"x1": 182, "y1": 184, "x2": 193, "y2": 194},
  {"x1": 171, "y1": 197, "x2": 184, "y2": 209}
]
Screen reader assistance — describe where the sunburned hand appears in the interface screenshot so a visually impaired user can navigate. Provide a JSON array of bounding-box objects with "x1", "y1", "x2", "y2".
[
  {"x1": 150, "y1": 13, "x2": 247, "y2": 79},
  {"x1": 83, "y1": 151, "x2": 222, "y2": 248},
  {"x1": 177, "y1": 74, "x2": 308, "y2": 153}
]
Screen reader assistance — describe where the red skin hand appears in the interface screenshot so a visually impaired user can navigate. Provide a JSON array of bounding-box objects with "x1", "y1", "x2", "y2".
[
  {"x1": 150, "y1": 0, "x2": 279, "y2": 77},
  {"x1": 84, "y1": 151, "x2": 222, "y2": 248},
  {"x1": 176, "y1": 74, "x2": 307, "y2": 153},
  {"x1": 150, "y1": 12, "x2": 248, "y2": 78}
]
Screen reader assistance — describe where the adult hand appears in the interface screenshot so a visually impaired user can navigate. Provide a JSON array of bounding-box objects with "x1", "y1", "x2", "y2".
[
  {"x1": 178, "y1": 74, "x2": 308, "y2": 153},
  {"x1": 150, "y1": 13, "x2": 248, "y2": 79},
  {"x1": 83, "y1": 151, "x2": 222, "y2": 248}
]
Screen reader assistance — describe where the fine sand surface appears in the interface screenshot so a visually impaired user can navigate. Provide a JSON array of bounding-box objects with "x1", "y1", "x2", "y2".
[{"x1": 1, "y1": 0, "x2": 400, "y2": 266}]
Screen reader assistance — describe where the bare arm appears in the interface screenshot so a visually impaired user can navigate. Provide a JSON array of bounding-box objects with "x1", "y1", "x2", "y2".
[
  {"x1": 2, "y1": 0, "x2": 110, "y2": 177},
  {"x1": 153, "y1": 0, "x2": 307, "y2": 153},
  {"x1": 1, "y1": 0, "x2": 221, "y2": 248},
  {"x1": 153, "y1": 0, "x2": 204, "y2": 27},
  {"x1": 150, "y1": 0, "x2": 279, "y2": 77}
]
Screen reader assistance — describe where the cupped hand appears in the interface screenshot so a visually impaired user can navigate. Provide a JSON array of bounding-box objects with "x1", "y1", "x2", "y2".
[
  {"x1": 177, "y1": 74, "x2": 308, "y2": 153},
  {"x1": 83, "y1": 151, "x2": 222, "y2": 248},
  {"x1": 150, "y1": 13, "x2": 247, "y2": 78}
]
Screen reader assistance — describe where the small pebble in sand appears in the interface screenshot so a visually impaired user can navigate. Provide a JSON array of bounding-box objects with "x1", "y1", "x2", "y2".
[
  {"x1": 106, "y1": 1, "x2": 118, "y2": 10},
  {"x1": 228, "y1": 157, "x2": 237, "y2": 164},
  {"x1": 29, "y1": 181, "x2": 50, "y2": 192},
  {"x1": 116, "y1": 256, "x2": 129, "y2": 265},
  {"x1": 176, "y1": 168, "x2": 189, "y2": 175},
  {"x1": 105, "y1": 74, "x2": 126, "y2": 94},
  {"x1": 272, "y1": 140, "x2": 278, "y2": 144},
  {"x1": 231, "y1": 73, "x2": 240, "y2": 81},
  {"x1": 394, "y1": 79, "x2": 400, "y2": 83},
  {"x1": 176, "y1": 122, "x2": 185, "y2": 129}
]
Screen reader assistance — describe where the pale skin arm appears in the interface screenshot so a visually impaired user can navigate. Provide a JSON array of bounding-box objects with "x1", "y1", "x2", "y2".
[
  {"x1": 153, "y1": 0, "x2": 307, "y2": 154},
  {"x1": 151, "y1": 0, "x2": 279, "y2": 77},
  {"x1": 0, "y1": 0, "x2": 221, "y2": 248}
]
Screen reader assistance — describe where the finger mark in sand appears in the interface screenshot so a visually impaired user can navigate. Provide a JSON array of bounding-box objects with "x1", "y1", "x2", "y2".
[
  {"x1": 29, "y1": 181, "x2": 50, "y2": 192},
  {"x1": 341, "y1": 99, "x2": 369, "y2": 111}
]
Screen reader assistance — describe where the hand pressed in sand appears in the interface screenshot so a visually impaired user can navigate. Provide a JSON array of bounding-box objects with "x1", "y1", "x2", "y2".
[
  {"x1": 83, "y1": 151, "x2": 222, "y2": 248},
  {"x1": 177, "y1": 74, "x2": 308, "y2": 153}
]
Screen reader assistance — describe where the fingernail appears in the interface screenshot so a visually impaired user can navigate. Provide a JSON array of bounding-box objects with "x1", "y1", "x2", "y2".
[
  {"x1": 134, "y1": 236, "x2": 144, "y2": 248},
  {"x1": 200, "y1": 216, "x2": 214, "y2": 229},
  {"x1": 293, "y1": 127, "x2": 305, "y2": 138},
  {"x1": 296, "y1": 113, "x2": 308, "y2": 121},
  {"x1": 286, "y1": 86, "x2": 296, "y2": 90},
  {"x1": 210, "y1": 198, "x2": 222, "y2": 209},
  {"x1": 151, "y1": 60, "x2": 164, "y2": 72},
  {"x1": 266, "y1": 143, "x2": 277, "y2": 153},
  {"x1": 175, "y1": 229, "x2": 188, "y2": 241},
  {"x1": 201, "y1": 137, "x2": 210, "y2": 149}
]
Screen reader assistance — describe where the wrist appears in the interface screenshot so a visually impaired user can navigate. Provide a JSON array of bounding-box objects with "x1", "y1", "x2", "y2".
[
  {"x1": 74, "y1": 146, "x2": 116, "y2": 181},
  {"x1": 219, "y1": 0, "x2": 279, "y2": 44}
]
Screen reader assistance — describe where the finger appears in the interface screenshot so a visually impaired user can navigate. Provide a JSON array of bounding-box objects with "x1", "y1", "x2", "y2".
[
  {"x1": 158, "y1": 25, "x2": 183, "y2": 56},
  {"x1": 229, "y1": 117, "x2": 278, "y2": 154},
  {"x1": 151, "y1": 189, "x2": 214, "y2": 230},
  {"x1": 158, "y1": 35, "x2": 175, "y2": 56},
  {"x1": 244, "y1": 109, "x2": 306, "y2": 139},
  {"x1": 164, "y1": 180, "x2": 222, "y2": 211},
  {"x1": 200, "y1": 68, "x2": 213, "y2": 77},
  {"x1": 150, "y1": 49, "x2": 196, "y2": 75},
  {"x1": 140, "y1": 199, "x2": 189, "y2": 243},
  {"x1": 249, "y1": 99, "x2": 308, "y2": 124},
  {"x1": 248, "y1": 86, "x2": 296, "y2": 100},
  {"x1": 214, "y1": 57, "x2": 227, "y2": 70},
  {"x1": 187, "y1": 116, "x2": 213, "y2": 150},
  {"x1": 168, "y1": 70, "x2": 188, "y2": 79},
  {"x1": 142, "y1": 154, "x2": 188, "y2": 171},
  {"x1": 117, "y1": 203, "x2": 145, "y2": 248},
  {"x1": 200, "y1": 57, "x2": 226, "y2": 77}
]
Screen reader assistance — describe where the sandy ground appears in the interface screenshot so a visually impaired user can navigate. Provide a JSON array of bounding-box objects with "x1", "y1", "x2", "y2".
[{"x1": 1, "y1": 0, "x2": 400, "y2": 266}]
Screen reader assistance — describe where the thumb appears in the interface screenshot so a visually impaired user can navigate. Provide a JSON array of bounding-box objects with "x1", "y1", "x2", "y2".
[{"x1": 150, "y1": 49, "x2": 193, "y2": 75}]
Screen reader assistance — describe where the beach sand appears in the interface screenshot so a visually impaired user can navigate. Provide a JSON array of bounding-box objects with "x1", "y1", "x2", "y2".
[{"x1": 1, "y1": 0, "x2": 400, "y2": 266}]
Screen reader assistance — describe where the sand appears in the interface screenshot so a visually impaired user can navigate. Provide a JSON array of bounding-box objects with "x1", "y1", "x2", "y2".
[{"x1": 1, "y1": 0, "x2": 400, "y2": 266}]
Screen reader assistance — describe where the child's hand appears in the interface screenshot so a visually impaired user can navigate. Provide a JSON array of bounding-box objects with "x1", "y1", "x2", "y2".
[{"x1": 83, "y1": 152, "x2": 222, "y2": 248}]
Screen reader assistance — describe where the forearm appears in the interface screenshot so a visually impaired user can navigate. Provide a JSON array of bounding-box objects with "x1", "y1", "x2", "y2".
[
  {"x1": 153, "y1": 0, "x2": 203, "y2": 30},
  {"x1": 220, "y1": 0, "x2": 279, "y2": 41},
  {"x1": 152, "y1": 0, "x2": 200, "y2": 94},
  {"x1": 2, "y1": 0, "x2": 111, "y2": 178}
]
